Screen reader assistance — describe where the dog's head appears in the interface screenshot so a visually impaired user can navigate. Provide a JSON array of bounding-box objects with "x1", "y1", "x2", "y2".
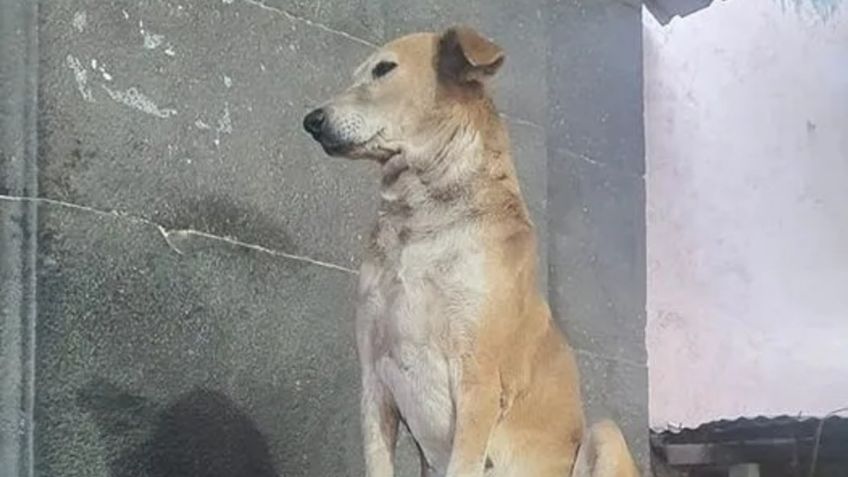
[{"x1": 303, "y1": 26, "x2": 504, "y2": 162}]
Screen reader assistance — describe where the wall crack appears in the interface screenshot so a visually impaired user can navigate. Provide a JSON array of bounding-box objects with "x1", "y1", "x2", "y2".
[
  {"x1": 0, "y1": 195, "x2": 356, "y2": 275},
  {"x1": 240, "y1": 0, "x2": 377, "y2": 48}
]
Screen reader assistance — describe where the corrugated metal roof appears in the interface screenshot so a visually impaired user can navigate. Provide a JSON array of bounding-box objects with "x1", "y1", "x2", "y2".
[{"x1": 653, "y1": 415, "x2": 848, "y2": 445}]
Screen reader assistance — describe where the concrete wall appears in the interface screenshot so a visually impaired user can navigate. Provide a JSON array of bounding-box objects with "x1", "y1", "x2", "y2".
[
  {"x1": 645, "y1": 0, "x2": 848, "y2": 428},
  {"x1": 1, "y1": 0, "x2": 646, "y2": 475},
  {"x1": 546, "y1": 0, "x2": 649, "y2": 470}
]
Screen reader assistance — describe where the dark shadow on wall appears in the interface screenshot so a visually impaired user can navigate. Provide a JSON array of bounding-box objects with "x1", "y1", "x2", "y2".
[
  {"x1": 158, "y1": 192, "x2": 298, "y2": 254},
  {"x1": 78, "y1": 379, "x2": 279, "y2": 477}
]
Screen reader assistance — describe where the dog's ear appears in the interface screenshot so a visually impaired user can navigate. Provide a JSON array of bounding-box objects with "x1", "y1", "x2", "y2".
[{"x1": 438, "y1": 26, "x2": 504, "y2": 85}]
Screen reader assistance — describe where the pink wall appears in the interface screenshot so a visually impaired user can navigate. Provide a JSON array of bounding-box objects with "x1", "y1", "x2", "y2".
[{"x1": 645, "y1": 0, "x2": 848, "y2": 428}]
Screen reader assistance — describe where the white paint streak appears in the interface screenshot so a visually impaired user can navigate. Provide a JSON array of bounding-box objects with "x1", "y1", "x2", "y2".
[
  {"x1": 101, "y1": 85, "x2": 177, "y2": 118},
  {"x1": 223, "y1": 75, "x2": 233, "y2": 88},
  {"x1": 195, "y1": 119, "x2": 211, "y2": 130},
  {"x1": 65, "y1": 55, "x2": 94, "y2": 102},
  {"x1": 164, "y1": 45, "x2": 176, "y2": 56},
  {"x1": 72, "y1": 11, "x2": 87, "y2": 32}
]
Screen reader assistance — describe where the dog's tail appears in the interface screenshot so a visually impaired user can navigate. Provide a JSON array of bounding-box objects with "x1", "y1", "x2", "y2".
[{"x1": 571, "y1": 419, "x2": 640, "y2": 477}]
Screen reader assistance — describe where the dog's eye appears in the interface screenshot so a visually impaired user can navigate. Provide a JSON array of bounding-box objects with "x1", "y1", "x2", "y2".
[{"x1": 372, "y1": 61, "x2": 397, "y2": 79}]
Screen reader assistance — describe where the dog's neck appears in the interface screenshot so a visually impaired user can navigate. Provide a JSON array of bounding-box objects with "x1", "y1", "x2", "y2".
[
  {"x1": 378, "y1": 121, "x2": 482, "y2": 210},
  {"x1": 381, "y1": 103, "x2": 514, "y2": 191},
  {"x1": 368, "y1": 108, "x2": 529, "y2": 260},
  {"x1": 376, "y1": 107, "x2": 524, "y2": 225}
]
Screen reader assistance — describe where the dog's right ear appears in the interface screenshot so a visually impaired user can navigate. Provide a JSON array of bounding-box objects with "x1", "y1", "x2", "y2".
[{"x1": 437, "y1": 26, "x2": 505, "y2": 86}]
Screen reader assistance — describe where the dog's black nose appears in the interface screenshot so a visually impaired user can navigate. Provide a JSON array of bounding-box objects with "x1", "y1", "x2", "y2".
[{"x1": 303, "y1": 108, "x2": 326, "y2": 137}]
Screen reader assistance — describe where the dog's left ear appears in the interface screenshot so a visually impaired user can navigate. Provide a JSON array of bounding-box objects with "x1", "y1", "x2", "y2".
[{"x1": 438, "y1": 26, "x2": 505, "y2": 85}]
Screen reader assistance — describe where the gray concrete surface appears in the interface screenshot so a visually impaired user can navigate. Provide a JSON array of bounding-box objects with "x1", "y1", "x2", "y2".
[
  {"x1": 1, "y1": 0, "x2": 645, "y2": 475},
  {"x1": 546, "y1": 0, "x2": 649, "y2": 470}
]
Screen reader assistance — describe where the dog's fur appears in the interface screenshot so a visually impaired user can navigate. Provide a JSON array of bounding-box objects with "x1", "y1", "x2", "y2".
[{"x1": 304, "y1": 26, "x2": 639, "y2": 477}]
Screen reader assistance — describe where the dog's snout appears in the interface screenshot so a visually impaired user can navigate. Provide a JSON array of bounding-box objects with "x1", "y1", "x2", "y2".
[{"x1": 303, "y1": 108, "x2": 326, "y2": 138}]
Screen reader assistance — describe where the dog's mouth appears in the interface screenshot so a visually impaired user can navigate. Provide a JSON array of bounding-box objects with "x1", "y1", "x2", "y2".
[
  {"x1": 319, "y1": 129, "x2": 399, "y2": 161},
  {"x1": 319, "y1": 138, "x2": 368, "y2": 158},
  {"x1": 320, "y1": 141, "x2": 352, "y2": 156}
]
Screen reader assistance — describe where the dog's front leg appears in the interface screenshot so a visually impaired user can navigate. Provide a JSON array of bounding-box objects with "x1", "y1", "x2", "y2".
[
  {"x1": 359, "y1": 322, "x2": 398, "y2": 477},
  {"x1": 361, "y1": 373, "x2": 399, "y2": 477},
  {"x1": 357, "y1": 264, "x2": 399, "y2": 477},
  {"x1": 445, "y1": 356, "x2": 501, "y2": 477}
]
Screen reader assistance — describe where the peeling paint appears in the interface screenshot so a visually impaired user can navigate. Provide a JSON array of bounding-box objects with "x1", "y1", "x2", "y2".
[
  {"x1": 91, "y1": 59, "x2": 114, "y2": 81},
  {"x1": 218, "y1": 105, "x2": 233, "y2": 134},
  {"x1": 65, "y1": 55, "x2": 94, "y2": 102},
  {"x1": 101, "y1": 85, "x2": 177, "y2": 118},
  {"x1": 139, "y1": 20, "x2": 165, "y2": 49},
  {"x1": 214, "y1": 103, "x2": 233, "y2": 147},
  {"x1": 143, "y1": 31, "x2": 165, "y2": 49},
  {"x1": 195, "y1": 104, "x2": 234, "y2": 146},
  {"x1": 72, "y1": 11, "x2": 87, "y2": 32}
]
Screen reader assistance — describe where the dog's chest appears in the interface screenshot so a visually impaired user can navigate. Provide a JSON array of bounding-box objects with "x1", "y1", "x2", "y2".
[
  {"x1": 360, "y1": 205, "x2": 487, "y2": 471},
  {"x1": 378, "y1": 233, "x2": 484, "y2": 353}
]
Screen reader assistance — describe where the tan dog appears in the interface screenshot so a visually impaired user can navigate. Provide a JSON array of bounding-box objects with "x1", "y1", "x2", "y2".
[{"x1": 303, "y1": 26, "x2": 639, "y2": 477}]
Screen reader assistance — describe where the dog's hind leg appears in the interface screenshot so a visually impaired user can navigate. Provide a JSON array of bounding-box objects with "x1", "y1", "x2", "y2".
[{"x1": 570, "y1": 420, "x2": 639, "y2": 477}]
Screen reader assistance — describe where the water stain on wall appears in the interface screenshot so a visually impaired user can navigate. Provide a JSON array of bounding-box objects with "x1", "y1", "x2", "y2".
[{"x1": 777, "y1": 0, "x2": 842, "y2": 20}]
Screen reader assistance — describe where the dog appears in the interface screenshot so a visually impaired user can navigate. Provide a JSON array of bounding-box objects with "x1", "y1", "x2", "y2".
[{"x1": 303, "y1": 26, "x2": 639, "y2": 477}]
